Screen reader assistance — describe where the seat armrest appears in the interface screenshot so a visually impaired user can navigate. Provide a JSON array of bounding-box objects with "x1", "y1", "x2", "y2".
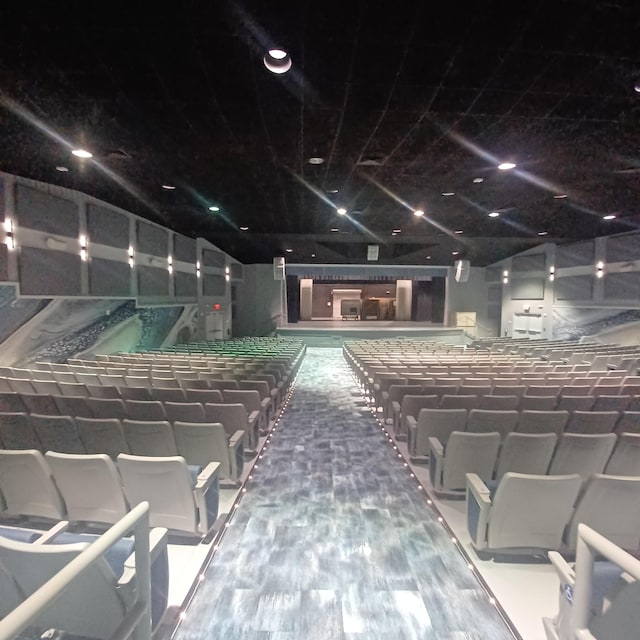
[
  {"x1": 465, "y1": 473, "x2": 492, "y2": 549},
  {"x1": 428, "y1": 436, "x2": 444, "y2": 461},
  {"x1": 196, "y1": 461, "x2": 221, "y2": 491},
  {"x1": 33, "y1": 520, "x2": 71, "y2": 544},
  {"x1": 406, "y1": 415, "x2": 417, "y2": 431},
  {"x1": 248, "y1": 410, "x2": 260, "y2": 427},
  {"x1": 548, "y1": 550, "x2": 575, "y2": 586},
  {"x1": 229, "y1": 429, "x2": 245, "y2": 449},
  {"x1": 260, "y1": 397, "x2": 271, "y2": 410},
  {"x1": 428, "y1": 437, "x2": 444, "y2": 489},
  {"x1": 124, "y1": 527, "x2": 169, "y2": 570}
]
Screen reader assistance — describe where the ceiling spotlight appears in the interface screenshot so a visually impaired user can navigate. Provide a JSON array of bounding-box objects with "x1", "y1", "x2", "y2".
[
  {"x1": 336, "y1": 207, "x2": 347, "y2": 215},
  {"x1": 56, "y1": 166, "x2": 69, "y2": 172},
  {"x1": 488, "y1": 211, "x2": 500, "y2": 218},
  {"x1": 498, "y1": 162, "x2": 516, "y2": 170},
  {"x1": 239, "y1": 226, "x2": 249, "y2": 231},
  {"x1": 442, "y1": 192, "x2": 455, "y2": 197},
  {"x1": 603, "y1": 214, "x2": 616, "y2": 220},
  {"x1": 426, "y1": 256, "x2": 431, "y2": 260},
  {"x1": 162, "y1": 184, "x2": 176, "y2": 190},
  {"x1": 634, "y1": 83, "x2": 640, "y2": 93},
  {"x1": 327, "y1": 189, "x2": 339, "y2": 194},
  {"x1": 454, "y1": 230, "x2": 463, "y2": 234},
  {"x1": 538, "y1": 231, "x2": 548, "y2": 236},
  {"x1": 285, "y1": 248, "x2": 293, "y2": 253},
  {"x1": 208, "y1": 206, "x2": 220, "y2": 212},
  {"x1": 452, "y1": 251, "x2": 460, "y2": 256},
  {"x1": 72, "y1": 149, "x2": 93, "y2": 159},
  {"x1": 311, "y1": 253, "x2": 316, "y2": 257},
  {"x1": 392, "y1": 229, "x2": 402, "y2": 233},
  {"x1": 413, "y1": 209, "x2": 425, "y2": 217},
  {"x1": 473, "y1": 177, "x2": 484, "y2": 183},
  {"x1": 263, "y1": 48, "x2": 292, "y2": 74},
  {"x1": 308, "y1": 157, "x2": 325, "y2": 165},
  {"x1": 553, "y1": 194, "x2": 567, "y2": 199},
  {"x1": 330, "y1": 228, "x2": 339, "y2": 232}
]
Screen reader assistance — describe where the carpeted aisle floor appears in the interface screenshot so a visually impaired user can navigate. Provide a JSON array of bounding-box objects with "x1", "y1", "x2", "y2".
[{"x1": 174, "y1": 347, "x2": 515, "y2": 639}]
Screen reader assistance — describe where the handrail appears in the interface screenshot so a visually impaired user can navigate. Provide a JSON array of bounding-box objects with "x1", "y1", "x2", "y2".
[
  {"x1": 0, "y1": 501, "x2": 152, "y2": 640},
  {"x1": 571, "y1": 523, "x2": 640, "y2": 640}
]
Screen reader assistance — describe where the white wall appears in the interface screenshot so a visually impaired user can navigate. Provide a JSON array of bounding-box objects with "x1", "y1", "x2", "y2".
[{"x1": 446, "y1": 267, "x2": 498, "y2": 336}]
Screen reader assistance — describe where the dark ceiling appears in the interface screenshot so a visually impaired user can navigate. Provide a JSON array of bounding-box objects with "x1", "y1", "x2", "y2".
[{"x1": 1, "y1": 1, "x2": 639, "y2": 266}]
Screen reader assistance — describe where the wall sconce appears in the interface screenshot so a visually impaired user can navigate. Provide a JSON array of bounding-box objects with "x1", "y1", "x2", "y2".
[
  {"x1": 502, "y1": 269, "x2": 509, "y2": 284},
  {"x1": 596, "y1": 261, "x2": 604, "y2": 278},
  {"x1": 168, "y1": 255, "x2": 173, "y2": 274},
  {"x1": 4, "y1": 218, "x2": 15, "y2": 250},
  {"x1": 128, "y1": 245, "x2": 135, "y2": 268},
  {"x1": 196, "y1": 260, "x2": 201, "y2": 278},
  {"x1": 225, "y1": 265, "x2": 230, "y2": 282},
  {"x1": 549, "y1": 266, "x2": 555, "y2": 282},
  {"x1": 79, "y1": 234, "x2": 88, "y2": 261}
]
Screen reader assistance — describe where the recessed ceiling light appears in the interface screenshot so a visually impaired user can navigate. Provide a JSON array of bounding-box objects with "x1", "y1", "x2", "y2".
[
  {"x1": 72, "y1": 149, "x2": 92, "y2": 158},
  {"x1": 337, "y1": 207, "x2": 347, "y2": 215},
  {"x1": 208, "y1": 206, "x2": 220, "y2": 212},
  {"x1": 426, "y1": 256, "x2": 431, "y2": 260},
  {"x1": 603, "y1": 214, "x2": 616, "y2": 220},
  {"x1": 473, "y1": 177, "x2": 484, "y2": 183},
  {"x1": 239, "y1": 226, "x2": 249, "y2": 231},
  {"x1": 553, "y1": 194, "x2": 567, "y2": 199},
  {"x1": 498, "y1": 162, "x2": 516, "y2": 170},
  {"x1": 454, "y1": 230, "x2": 463, "y2": 234},
  {"x1": 392, "y1": 228, "x2": 402, "y2": 233},
  {"x1": 538, "y1": 231, "x2": 548, "y2": 236},
  {"x1": 634, "y1": 83, "x2": 640, "y2": 93},
  {"x1": 413, "y1": 209, "x2": 425, "y2": 217},
  {"x1": 488, "y1": 211, "x2": 500, "y2": 218},
  {"x1": 327, "y1": 189, "x2": 339, "y2": 194},
  {"x1": 311, "y1": 253, "x2": 316, "y2": 257},
  {"x1": 285, "y1": 248, "x2": 293, "y2": 253},
  {"x1": 56, "y1": 166, "x2": 69, "y2": 172},
  {"x1": 162, "y1": 184, "x2": 176, "y2": 190},
  {"x1": 442, "y1": 192, "x2": 455, "y2": 197},
  {"x1": 263, "y1": 49, "x2": 292, "y2": 74},
  {"x1": 330, "y1": 228, "x2": 339, "y2": 232},
  {"x1": 308, "y1": 157, "x2": 325, "y2": 165},
  {"x1": 452, "y1": 251, "x2": 460, "y2": 255}
]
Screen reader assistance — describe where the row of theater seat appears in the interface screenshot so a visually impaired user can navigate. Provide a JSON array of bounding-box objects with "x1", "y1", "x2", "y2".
[
  {"x1": 0, "y1": 409, "x2": 248, "y2": 484},
  {"x1": 0, "y1": 448, "x2": 220, "y2": 538}
]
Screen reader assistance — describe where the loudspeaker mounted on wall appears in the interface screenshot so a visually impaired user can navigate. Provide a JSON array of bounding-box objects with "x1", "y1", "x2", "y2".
[
  {"x1": 273, "y1": 256, "x2": 285, "y2": 280},
  {"x1": 454, "y1": 259, "x2": 470, "y2": 283}
]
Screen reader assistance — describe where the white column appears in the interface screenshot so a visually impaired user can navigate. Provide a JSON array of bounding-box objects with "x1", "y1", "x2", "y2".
[
  {"x1": 395, "y1": 280, "x2": 412, "y2": 320},
  {"x1": 299, "y1": 278, "x2": 313, "y2": 320}
]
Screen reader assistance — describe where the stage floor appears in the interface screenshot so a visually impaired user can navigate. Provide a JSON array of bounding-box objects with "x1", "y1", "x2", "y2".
[{"x1": 276, "y1": 320, "x2": 467, "y2": 346}]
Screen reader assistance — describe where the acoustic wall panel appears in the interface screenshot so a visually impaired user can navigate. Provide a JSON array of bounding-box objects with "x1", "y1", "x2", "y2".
[
  {"x1": 174, "y1": 271, "x2": 198, "y2": 298},
  {"x1": 173, "y1": 234, "x2": 197, "y2": 264},
  {"x1": 511, "y1": 278, "x2": 545, "y2": 300},
  {"x1": 15, "y1": 185, "x2": 78, "y2": 235},
  {"x1": 485, "y1": 267, "x2": 503, "y2": 282},
  {"x1": 88, "y1": 258, "x2": 131, "y2": 297},
  {"x1": 203, "y1": 274, "x2": 225, "y2": 297},
  {"x1": 136, "y1": 220, "x2": 168, "y2": 256},
  {"x1": 604, "y1": 272, "x2": 640, "y2": 301},
  {"x1": 87, "y1": 204, "x2": 130, "y2": 248},
  {"x1": 606, "y1": 233, "x2": 640, "y2": 263},
  {"x1": 512, "y1": 253, "x2": 545, "y2": 272},
  {"x1": 0, "y1": 245, "x2": 7, "y2": 281},
  {"x1": 202, "y1": 249, "x2": 225, "y2": 268},
  {"x1": 556, "y1": 241, "x2": 595, "y2": 268},
  {"x1": 137, "y1": 266, "x2": 169, "y2": 297},
  {"x1": 19, "y1": 247, "x2": 81, "y2": 295},
  {"x1": 230, "y1": 263, "x2": 243, "y2": 281},
  {"x1": 487, "y1": 284, "x2": 503, "y2": 304},
  {"x1": 554, "y1": 275, "x2": 593, "y2": 301}
]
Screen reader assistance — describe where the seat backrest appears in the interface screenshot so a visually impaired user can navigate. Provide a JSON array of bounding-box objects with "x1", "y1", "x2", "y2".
[
  {"x1": 517, "y1": 410, "x2": 569, "y2": 435},
  {"x1": 0, "y1": 536, "x2": 127, "y2": 638},
  {"x1": 222, "y1": 389, "x2": 261, "y2": 412},
  {"x1": 487, "y1": 473, "x2": 582, "y2": 550},
  {"x1": 20, "y1": 393, "x2": 60, "y2": 416},
  {"x1": 604, "y1": 433, "x2": 640, "y2": 476},
  {"x1": 548, "y1": 433, "x2": 617, "y2": 479},
  {"x1": 45, "y1": 451, "x2": 129, "y2": 524},
  {"x1": 204, "y1": 403, "x2": 248, "y2": 435},
  {"x1": 150, "y1": 387, "x2": 187, "y2": 403},
  {"x1": 592, "y1": 395, "x2": 630, "y2": 412},
  {"x1": 173, "y1": 421, "x2": 234, "y2": 475},
  {"x1": 401, "y1": 394, "x2": 439, "y2": 420},
  {"x1": 476, "y1": 395, "x2": 519, "y2": 410},
  {"x1": 495, "y1": 432, "x2": 557, "y2": 481},
  {"x1": 86, "y1": 384, "x2": 121, "y2": 399},
  {"x1": 119, "y1": 386, "x2": 153, "y2": 401},
  {"x1": 0, "y1": 449, "x2": 65, "y2": 519},
  {"x1": 57, "y1": 382, "x2": 89, "y2": 398},
  {"x1": 30, "y1": 379, "x2": 61, "y2": 395},
  {"x1": 53, "y1": 395, "x2": 94, "y2": 419},
  {"x1": 440, "y1": 394, "x2": 478, "y2": 410},
  {"x1": 116, "y1": 453, "x2": 198, "y2": 534},
  {"x1": 492, "y1": 385, "x2": 526, "y2": 398},
  {"x1": 7, "y1": 378, "x2": 35, "y2": 395},
  {"x1": 238, "y1": 380, "x2": 270, "y2": 400},
  {"x1": 0, "y1": 411, "x2": 41, "y2": 450},
  {"x1": 75, "y1": 417, "x2": 130, "y2": 458},
  {"x1": 30, "y1": 413, "x2": 85, "y2": 454},
  {"x1": 565, "y1": 410, "x2": 620, "y2": 434},
  {"x1": 124, "y1": 399, "x2": 167, "y2": 421},
  {"x1": 441, "y1": 431, "x2": 500, "y2": 490},
  {"x1": 0, "y1": 392, "x2": 27, "y2": 413},
  {"x1": 164, "y1": 401, "x2": 207, "y2": 423},
  {"x1": 556, "y1": 395, "x2": 596, "y2": 412},
  {"x1": 565, "y1": 475, "x2": 640, "y2": 551},
  {"x1": 466, "y1": 409, "x2": 518, "y2": 440},
  {"x1": 185, "y1": 388, "x2": 224, "y2": 404},
  {"x1": 415, "y1": 408, "x2": 467, "y2": 454},
  {"x1": 519, "y1": 395, "x2": 558, "y2": 411},
  {"x1": 87, "y1": 397, "x2": 127, "y2": 420},
  {"x1": 525, "y1": 385, "x2": 560, "y2": 397},
  {"x1": 122, "y1": 419, "x2": 178, "y2": 456}
]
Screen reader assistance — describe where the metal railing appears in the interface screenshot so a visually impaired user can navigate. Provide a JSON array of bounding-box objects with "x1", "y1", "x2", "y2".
[{"x1": 0, "y1": 501, "x2": 152, "y2": 640}]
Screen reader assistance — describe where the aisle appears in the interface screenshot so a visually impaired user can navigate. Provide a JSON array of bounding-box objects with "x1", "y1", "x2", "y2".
[{"x1": 173, "y1": 347, "x2": 515, "y2": 639}]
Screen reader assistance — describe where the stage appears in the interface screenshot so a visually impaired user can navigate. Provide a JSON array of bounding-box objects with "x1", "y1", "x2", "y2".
[{"x1": 276, "y1": 320, "x2": 467, "y2": 346}]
